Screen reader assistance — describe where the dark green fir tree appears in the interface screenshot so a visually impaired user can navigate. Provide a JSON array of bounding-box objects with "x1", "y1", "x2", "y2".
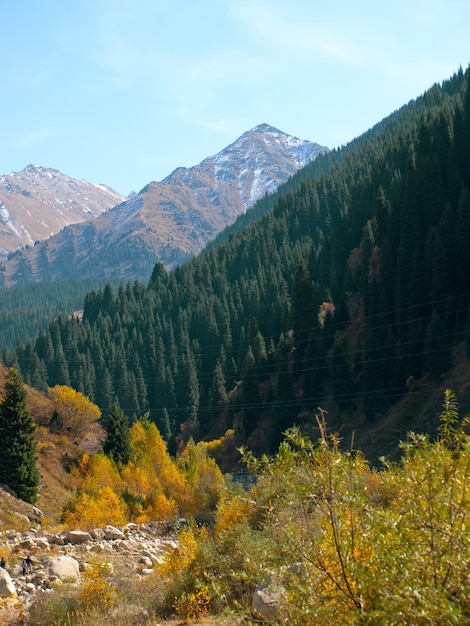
[
  {"x1": 0, "y1": 367, "x2": 39, "y2": 503},
  {"x1": 103, "y1": 403, "x2": 131, "y2": 465}
]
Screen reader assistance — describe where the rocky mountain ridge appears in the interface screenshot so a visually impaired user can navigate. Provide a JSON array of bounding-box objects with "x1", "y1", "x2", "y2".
[
  {"x1": 161, "y1": 123, "x2": 325, "y2": 211},
  {"x1": 0, "y1": 165, "x2": 126, "y2": 262},
  {"x1": 0, "y1": 125, "x2": 328, "y2": 287}
]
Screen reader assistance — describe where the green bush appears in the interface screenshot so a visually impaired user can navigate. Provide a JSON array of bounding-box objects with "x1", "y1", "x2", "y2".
[{"x1": 186, "y1": 393, "x2": 470, "y2": 624}]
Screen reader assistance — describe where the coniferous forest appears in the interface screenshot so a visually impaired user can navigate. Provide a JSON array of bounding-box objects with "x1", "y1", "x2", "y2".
[{"x1": 4, "y1": 66, "x2": 470, "y2": 462}]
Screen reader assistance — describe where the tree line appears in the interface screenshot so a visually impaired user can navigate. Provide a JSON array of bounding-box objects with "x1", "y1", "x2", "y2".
[{"x1": 0, "y1": 278, "x2": 122, "y2": 349}]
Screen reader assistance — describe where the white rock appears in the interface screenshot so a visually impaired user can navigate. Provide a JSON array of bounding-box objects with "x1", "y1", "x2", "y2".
[
  {"x1": 65, "y1": 530, "x2": 92, "y2": 544},
  {"x1": 103, "y1": 525, "x2": 125, "y2": 540},
  {"x1": 0, "y1": 568, "x2": 16, "y2": 597},
  {"x1": 44, "y1": 555, "x2": 80, "y2": 583},
  {"x1": 89, "y1": 528, "x2": 105, "y2": 540},
  {"x1": 35, "y1": 537, "x2": 51, "y2": 550},
  {"x1": 140, "y1": 568, "x2": 153, "y2": 576}
]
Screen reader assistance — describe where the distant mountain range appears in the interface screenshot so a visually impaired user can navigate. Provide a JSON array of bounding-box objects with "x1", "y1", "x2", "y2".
[
  {"x1": 0, "y1": 124, "x2": 328, "y2": 287},
  {"x1": 0, "y1": 165, "x2": 125, "y2": 261}
]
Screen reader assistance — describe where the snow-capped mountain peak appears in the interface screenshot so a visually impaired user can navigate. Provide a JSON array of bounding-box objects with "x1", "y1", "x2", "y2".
[
  {"x1": 0, "y1": 124, "x2": 329, "y2": 286},
  {"x1": 0, "y1": 166, "x2": 125, "y2": 260},
  {"x1": 163, "y1": 123, "x2": 328, "y2": 211}
]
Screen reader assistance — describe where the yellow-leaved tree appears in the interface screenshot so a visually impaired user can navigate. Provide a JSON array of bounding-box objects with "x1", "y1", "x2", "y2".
[
  {"x1": 130, "y1": 420, "x2": 191, "y2": 508},
  {"x1": 64, "y1": 452, "x2": 128, "y2": 528},
  {"x1": 123, "y1": 419, "x2": 191, "y2": 520},
  {"x1": 177, "y1": 438, "x2": 225, "y2": 515},
  {"x1": 79, "y1": 452, "x2": 124, "y2": 495},
  {"x1": 65, "y1": 486, "x2": 128, "y2": 528},
  {"x1": 48, "y1": 385, "x2": 101, "y2": 442}
]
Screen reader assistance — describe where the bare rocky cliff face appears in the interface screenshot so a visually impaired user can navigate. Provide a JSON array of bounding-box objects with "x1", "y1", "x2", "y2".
[
  {"x1": 0, "y1": 165, "x2": 126, "y2": 262},
  {"x1": 0, "y1": 125, "x2": 329, "y2": 286}
]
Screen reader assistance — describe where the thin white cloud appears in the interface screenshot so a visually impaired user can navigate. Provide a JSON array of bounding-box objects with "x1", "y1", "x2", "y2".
[
  {"x1": 226, "y1": 0, "x2": 366, "y2": 66},
  {"x1": 226, "y1": 0, "x2": 468, "y2": 83},
  {"x1": 15, "y1": 128, "x2": 63, "y2": 149},
  {"x1": 87, "y1": 0, "x2": 210, "y2": 92},
  {"x1": 181, "y1": 50, "x2": 280, "y2": 88}
]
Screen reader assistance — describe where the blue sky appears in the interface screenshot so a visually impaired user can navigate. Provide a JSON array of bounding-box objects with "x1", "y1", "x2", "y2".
[{"x1": 1, "y1": 0, "x2": 469, "y2": 196}]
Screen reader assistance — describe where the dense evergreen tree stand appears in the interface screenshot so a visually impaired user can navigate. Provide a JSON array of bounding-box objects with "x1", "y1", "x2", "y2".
[
  {"x1": 0, "y1": 367, "x2": 39, "y2": 503},
  {"x1": 103, "y1": 403, "x2": 132, "y2": 465}
]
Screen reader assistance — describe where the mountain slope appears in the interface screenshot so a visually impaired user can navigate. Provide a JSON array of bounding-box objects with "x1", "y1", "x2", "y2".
[
  {"x1": 0, "y1": 165, "x2": 125, "y2": 261},
  {"x1": 0, "y1": 125, "x2": 328, "y2": 286},
  {"x1": 13, "y1": 68, "x2": 470, "y2": 463}
]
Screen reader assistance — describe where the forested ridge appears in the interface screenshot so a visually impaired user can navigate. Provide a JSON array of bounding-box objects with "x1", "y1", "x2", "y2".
[
  {"x1": 4, "y1": 66, "x2": 470, "y2": 461},
  {"x1": 0, "y1": 278, "x2": 122, "y2": 349}
]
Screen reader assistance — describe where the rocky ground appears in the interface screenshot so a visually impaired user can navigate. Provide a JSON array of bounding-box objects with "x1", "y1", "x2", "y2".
[
  {"x1": 0, "y1": 520, "x2": 185, "y2": 624},
  {"x1": 0, "y1": 487, "x2": 266, "y2": 624}
]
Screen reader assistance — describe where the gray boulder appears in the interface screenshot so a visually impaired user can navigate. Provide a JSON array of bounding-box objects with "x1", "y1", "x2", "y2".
[
  {"x1": 65, "y1": 530, "x2": 92, "y2": 544},
  {"x1": 44, "y1": 555, "x2": 80, "y2": 583},
  {"x1": 252, "y1": 583, "x2": 285, "y2": 621},
  {"x1": 0, "y1": 568, "x2": 16, "y2": 597},
  {"x1": 103, "y1": 525, "x2": 125, "y2": 540},
  {"x1": 89, "y1": 527, "x2": 105, "y2": 540}
]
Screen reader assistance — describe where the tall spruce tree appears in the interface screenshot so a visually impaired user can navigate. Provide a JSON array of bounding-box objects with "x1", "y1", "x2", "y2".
[
  {"x1": 209, "y1": 358, "x2": 228, "y2": 430},
  {"x1": 0, "y1": 367, "x2": 39, "y2": 503},
  {"x1": 240, "y1": 346, "x2": 262, "y2": 437},
  {"x1": 103, "y1": 403, "x2": 131, "y2": 465}
]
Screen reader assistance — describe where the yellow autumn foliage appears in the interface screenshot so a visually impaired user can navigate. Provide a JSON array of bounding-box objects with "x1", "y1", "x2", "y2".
[
  {"x1": 65, "y1": 486, "x2": 128, "y2": 528},
  {"x1": 129, "y1": 420, "x2": 192, "y2": 511},
  {"x1": 47, "y1": 385, "x2": 101, "y2": 438},
  {"x1": 202, "y1": 428, "x2": 235, "y2": 457},
  {"x1": 214, "y1": 492, "x2": 253, "y2": 535},
  {"x1": 178, "y1": 438, "x2": 224, "y2": 515},
  {"x1": 144, "y1": 423, "x2": 190, "y2": 494},
  {"x1": 81, "y1": 452, "x2": 124, "y2": 495},
  {"x1": 173, "y1": 585, "x2": 211, "y2": 622},
  {"x1": 78, "y1": 564, "x2": 117, "y2": 608},
  {"x1": 149, "y1": 493, "x2": 178, "y2": 521},
  {"x1": 120, "y1": 462, "x2": 162, "y2": 499},
  {"x1": 64, "y1": 418, "x2": 225, "y2": 528},
  {"x1": 157, "y1": 523, "x2": 208, "y2": 579}
]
